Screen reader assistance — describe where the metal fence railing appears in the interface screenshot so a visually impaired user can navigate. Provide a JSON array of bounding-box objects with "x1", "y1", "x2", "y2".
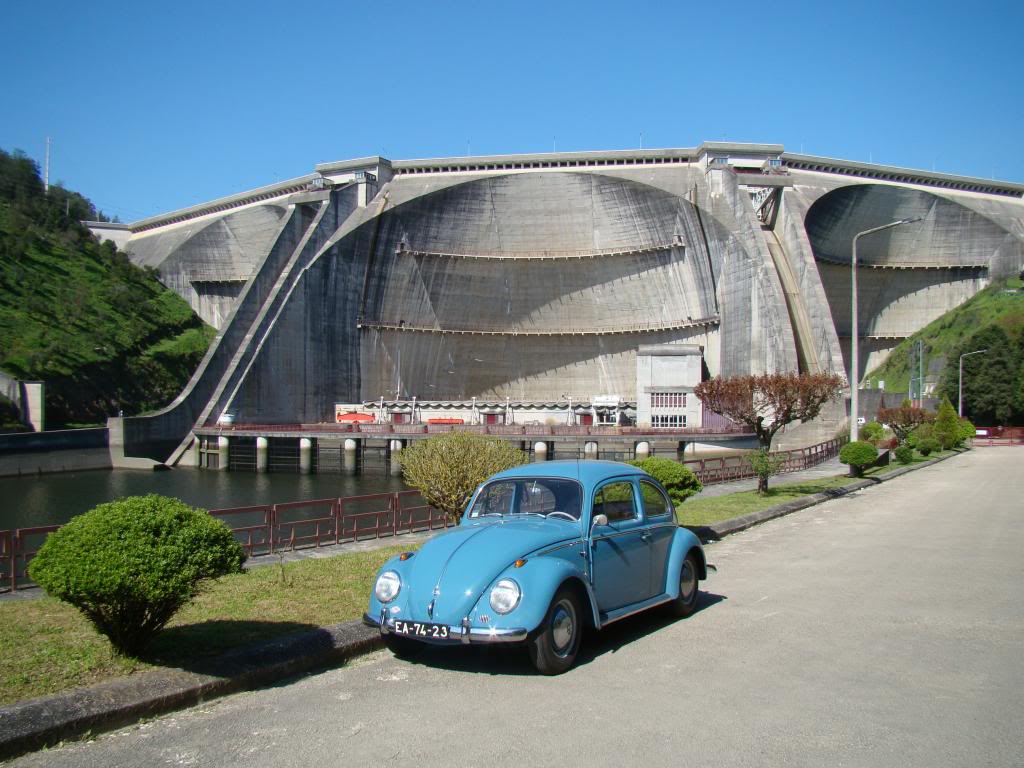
[
  {"x1": 0, "y1": 490, "x2": 448, "y2": 593},
  {"x1": 680, "y1": 438, "x2": 844, "y2": 486},
  {"x1": 973, "y1": 427, "x2": 1024, "y2": 446},
  {"x1": 1, "y1": 440, "x2": 844, "y2": 593}
]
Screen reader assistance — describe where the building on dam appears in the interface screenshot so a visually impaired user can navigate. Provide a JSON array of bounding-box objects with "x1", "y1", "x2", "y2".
[{"x1": 86, "y1": 142, "x2": 1024, "y2": 467}]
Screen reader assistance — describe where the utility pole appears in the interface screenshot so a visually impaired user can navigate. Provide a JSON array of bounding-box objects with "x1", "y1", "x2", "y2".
[
  {"x1": 917, "y1": 340, "x2": 924, "y2": 405},
  {"x1": 44, "y1": 136, "x2": 51, "y2": 194}
]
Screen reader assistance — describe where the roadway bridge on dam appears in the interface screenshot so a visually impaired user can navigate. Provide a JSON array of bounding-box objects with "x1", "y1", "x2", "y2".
[{"x1": 85, "y1": 142, "x2": 1024, "y2": 467}]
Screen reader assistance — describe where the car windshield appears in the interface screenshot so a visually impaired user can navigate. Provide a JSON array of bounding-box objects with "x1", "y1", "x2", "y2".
[{"x1": 468, "y1": 478, "x2": 583, "y2": 521}]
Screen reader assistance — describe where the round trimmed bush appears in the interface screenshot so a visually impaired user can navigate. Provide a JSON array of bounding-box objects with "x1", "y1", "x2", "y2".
[
  {"x1": 28, "y1": 494, "x2": 246, "y2": 656},
  {"x1": 860, "y1": 421, "x2": 884, "y2": 443},
  {"x1": 839, "y1": 441, "x2": 878, "y2": 477},
  {"x1": 916, "y1": 437, "x2": 939, "y2": 457},
  {"x1": 628, "y1": 456, "x2": 703, "y2": 505},
  {"x1": 894, "y1": 445, "x2": 914, "y2": 465}
]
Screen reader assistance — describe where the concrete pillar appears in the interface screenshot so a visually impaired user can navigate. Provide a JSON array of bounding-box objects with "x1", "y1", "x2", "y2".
[
  {"x1": 389, "y1": 439, "x2": 404, "y2": 476},
  {"x1": 217, "y1": 436, "x2": 229, "y2": 471},
  {"x1": 188, "y1": 435, "x2": 201, "y2": 468},
  {"x1": 256, "y1": 436, "x2": 269, "y2": 473},
  {"x1": 23, "y1": 382, "x2": 44, "y2": 432},
  {"x1": 299, "y1": 438, "x2": 312, "y2": 474},
  {"x1": 583, "y1": 441, "x2": 599, "y2": 458},
  {"x1": 635, "y1": 441, "x2": 651, "y2": 459},
  {"x1": 343, "y1": 438, "x2": 358, "y2": 473},
  {"x1": 533, "y1": 441, "x2": 548, "y2": 461}
]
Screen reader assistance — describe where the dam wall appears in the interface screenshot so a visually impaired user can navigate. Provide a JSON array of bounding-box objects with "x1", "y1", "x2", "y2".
[{"x1": 95, "y1": 143, "x2": 1024, "y2": 462}]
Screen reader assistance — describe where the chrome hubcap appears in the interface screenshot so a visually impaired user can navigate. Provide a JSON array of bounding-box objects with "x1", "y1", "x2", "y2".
[
  {"x1": 550, "y1": 601, "x2": 575, "y2": 654},
  {"x1": 680, "y1": 560, "x2": 697, "y2": 604}
]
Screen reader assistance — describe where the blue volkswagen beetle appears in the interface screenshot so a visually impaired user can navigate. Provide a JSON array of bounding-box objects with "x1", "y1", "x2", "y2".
[{"x1": 364, "y1": 460, "x2": 712, "y2": 674}]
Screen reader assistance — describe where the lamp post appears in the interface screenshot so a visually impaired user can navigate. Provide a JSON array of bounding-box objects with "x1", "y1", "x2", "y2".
[
  {"x1": 850, "y1": 217, "x2": 922, "y2": 442},
  {"x1": 958, "y1": 349, "x2": 987, "y2": 417}
]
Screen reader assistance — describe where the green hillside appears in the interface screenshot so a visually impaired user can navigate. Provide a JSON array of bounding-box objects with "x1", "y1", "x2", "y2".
[
  {"x1": 0, "y1": 149, "x2": 216, "y2": 428},
  {"x1": 866, "y1": 276, "x2": 1024, "y2": 424}
]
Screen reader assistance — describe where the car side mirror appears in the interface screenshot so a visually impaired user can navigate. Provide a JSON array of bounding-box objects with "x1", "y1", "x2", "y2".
[{"x1": 591, "y1": 513, "x2": 608, "y2": 528}]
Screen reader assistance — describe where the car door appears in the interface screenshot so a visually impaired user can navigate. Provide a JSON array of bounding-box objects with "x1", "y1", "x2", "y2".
[
  {"x1": 589, "y1": 479, "x2": 653, "y2": 611},
  {"x1": 639, "y1": 479, "x2": 675, "y2": 595}
]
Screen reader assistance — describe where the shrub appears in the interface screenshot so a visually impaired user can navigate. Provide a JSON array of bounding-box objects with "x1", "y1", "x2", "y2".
[
  {"x1": 932, "y1": 397, "x2": 961, "y2": 450},
  {"x1": 860, "y1": 421, "x2": 884, "y2": 442},
  {"x1": 894, "y1": 445, "x2": 914, "y2": 464},
  {"x1": 399, "y1": 432, "x2": 527, "y2": 523},
  {"x1": 28, "y1": 495, "x2": 246, "y2": 656},
  {"x1": 628, "y1": 456, "x2": 703, "y2": 504},
  {"x1": 916, "y1": 437, "x2": 940, "y2": 456},
  {"x1": 743, "y1": 448, "x2": 785, "y2": 495},
  {"x1": 839, "y1": 441, "x2": 878, "y2": 477},
  {"x1": 906, "y1": 422, "x2": 934, "y2": 449},
  {"x1": 957, "y1": 417, "x2": 976, "y2": 447}
]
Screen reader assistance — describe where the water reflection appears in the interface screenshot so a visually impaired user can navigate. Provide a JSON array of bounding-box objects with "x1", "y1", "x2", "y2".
[{"x1": 3, "y1": 467, "x2": 408, "y2": 530}]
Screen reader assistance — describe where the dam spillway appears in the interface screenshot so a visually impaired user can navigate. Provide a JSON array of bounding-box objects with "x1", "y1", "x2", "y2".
[{"x1": 86, "y1": 142, "x2": 1024, "y2": 464}]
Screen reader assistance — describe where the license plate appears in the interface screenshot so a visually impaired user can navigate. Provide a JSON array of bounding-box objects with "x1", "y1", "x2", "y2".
[{"x1": 393, "y1": 620, "x2": 450, "y2": 639}]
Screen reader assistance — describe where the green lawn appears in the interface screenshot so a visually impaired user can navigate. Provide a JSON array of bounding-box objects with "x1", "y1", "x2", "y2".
[
  {"x1": 0, "y1": 544, "x2": 409, "y2": 706},
  {"x1": 677, "y1": 475, "x2": 862, "y2": 526}
]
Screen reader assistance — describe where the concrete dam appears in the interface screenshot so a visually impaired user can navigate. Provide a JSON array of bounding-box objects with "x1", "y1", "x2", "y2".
[{"x1": 88, "y1": 142, "x2": 1024, "y2": 465}]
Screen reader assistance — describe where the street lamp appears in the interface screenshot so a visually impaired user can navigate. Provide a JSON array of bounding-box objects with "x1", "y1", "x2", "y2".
[
  {"x1": 850, "y1": 217, "x2": 922, "y2": 442},
  {"x1": 958, "y1": 349, "x2": 987, "y2": 417}
]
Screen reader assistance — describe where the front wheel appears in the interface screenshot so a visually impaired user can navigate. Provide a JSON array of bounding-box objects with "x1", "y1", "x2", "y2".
[
  {"x1": 667, "y1": 551, "x2": 701, "y2": 618},
  {"x1": 528, "y1": 587, "x2": 582, "y2": 675}
]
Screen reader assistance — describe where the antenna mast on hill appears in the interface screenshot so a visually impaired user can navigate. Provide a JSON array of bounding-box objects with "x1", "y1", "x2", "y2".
[{"x1": 44, "y1": 136, "x2": 51, "y2": 194}]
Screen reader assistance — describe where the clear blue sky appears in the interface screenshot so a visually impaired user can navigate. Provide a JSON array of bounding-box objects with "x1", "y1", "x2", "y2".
[{"x1": 2, "y1": 0, "x2": 1021, "y2": 221}]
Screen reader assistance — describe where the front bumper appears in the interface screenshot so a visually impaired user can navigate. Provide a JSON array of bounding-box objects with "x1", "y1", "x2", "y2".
[{"x1": 363, "y1": 611, "x2": 528, "y2": 644}]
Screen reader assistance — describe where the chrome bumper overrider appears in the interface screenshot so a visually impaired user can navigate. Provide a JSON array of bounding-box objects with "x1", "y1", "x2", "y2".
[{"x1": 363, "y1": 611, "x2": 527, "y2": 644}]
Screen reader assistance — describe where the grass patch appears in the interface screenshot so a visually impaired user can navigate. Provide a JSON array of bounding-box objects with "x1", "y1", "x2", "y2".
[
  {"x1": 676, "y1": 475, "x2": 862, "y2": 526},
  {"x1": 0, "y1": 544, "x2": 410, "y2": 706}
]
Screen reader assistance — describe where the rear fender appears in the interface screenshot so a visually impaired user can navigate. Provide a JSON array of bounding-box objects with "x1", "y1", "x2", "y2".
[{"x1": 663, "y1": 528, "x2": 706, "y2": 599}]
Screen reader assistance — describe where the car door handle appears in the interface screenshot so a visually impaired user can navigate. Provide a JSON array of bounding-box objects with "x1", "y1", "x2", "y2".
[{"x1": 640, "y1": 532, "x2": 652, "y2": 542}]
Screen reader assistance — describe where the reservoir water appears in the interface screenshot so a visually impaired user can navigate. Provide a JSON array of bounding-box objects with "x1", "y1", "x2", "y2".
[{"x1": 2, "y1": 466, "x2": 407, "y2": 530}]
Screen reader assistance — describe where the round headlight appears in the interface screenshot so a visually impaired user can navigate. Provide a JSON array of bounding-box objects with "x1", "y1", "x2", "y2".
[
  {"x1": 489, "y1": 578, "x2": 521, "y2": 614},
  {"x1": 374, "y1": 570, "x2": 401, "y2": 603}
]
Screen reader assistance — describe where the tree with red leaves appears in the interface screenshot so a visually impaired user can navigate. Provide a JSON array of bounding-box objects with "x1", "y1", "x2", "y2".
[
  {"x1": 694, "y1": 372, "x2": 844, "y2": 493},
  {"x1": 877, "y1": 400, "x2": 934, "y2": 445}
]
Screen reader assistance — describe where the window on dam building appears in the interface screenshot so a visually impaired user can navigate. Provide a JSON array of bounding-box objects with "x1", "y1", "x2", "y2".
[
  {"x1": 651, "y1": 392, "x2": 687, "y2": 409},
  {"x1": 651, "y1": 414, "x2": 687, "y2": 428}
]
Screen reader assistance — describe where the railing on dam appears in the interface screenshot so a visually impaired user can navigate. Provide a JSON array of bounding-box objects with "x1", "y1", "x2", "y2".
[
  {"x1": 395, "y1": 242, "x2": 680, "y2": 261},
  {"x1": 355, "y1": 315, "x2": 720, "y2": 337},
  {"x1": 1, "y1": 439, "x2": 844, "y2": 593},
  {"x1": 200, "y1": 421, "x2": 750, "y2": 437}
]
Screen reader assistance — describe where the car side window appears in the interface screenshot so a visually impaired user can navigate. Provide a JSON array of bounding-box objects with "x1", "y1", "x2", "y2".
[
  {"x1": 639, "y1": 480, "x2": 671, "y2": 519},
  {"x1": 593, "y1": 481, "x2": 638, "y2": 524}
]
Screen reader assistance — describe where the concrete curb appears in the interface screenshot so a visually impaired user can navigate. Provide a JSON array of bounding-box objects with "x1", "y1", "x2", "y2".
[
  {"x1": 0, "y1": 620, "x2": 382, "y2": 761},
  {"x1": 0, "y1": 450, "x2": 967, "y2": 760},
  {"x1": 685, "y1": 449, "x2": 964, "y2": 542}
]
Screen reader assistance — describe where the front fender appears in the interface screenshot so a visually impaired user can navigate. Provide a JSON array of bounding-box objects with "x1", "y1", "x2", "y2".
[
  {"x1": 663, "y1": 528, "x2": 706, "y2": 599},
  {"x1": 469, "y1": 552, "x2": 599, "y2": 633}
]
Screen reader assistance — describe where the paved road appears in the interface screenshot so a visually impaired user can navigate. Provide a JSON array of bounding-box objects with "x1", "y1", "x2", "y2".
[{"x1": 12, "y1": 450, "x2": 1024, "y2": 767}]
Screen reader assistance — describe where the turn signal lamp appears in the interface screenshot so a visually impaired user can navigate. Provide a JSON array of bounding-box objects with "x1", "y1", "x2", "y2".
[
  {"x1": 399, "y1": 552, "x2": 415, "y2": 561},
  {"x1": 514, "y1": 558, "x2": 527, "y2": 568}
]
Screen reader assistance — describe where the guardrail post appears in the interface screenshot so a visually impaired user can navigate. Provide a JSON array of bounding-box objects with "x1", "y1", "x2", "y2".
[
  {"x1": 334, "y1": 498, "x2": 342, "y2": 545},
  {"x1": 268, "y1": 505, "x2": 276, "y2": 555},
  {"x1": 11, "y1": 531, "x2": 19, "y2": 591},
  {"x1": 392, "y1": 493, "x2": 399, "y2": 537}
]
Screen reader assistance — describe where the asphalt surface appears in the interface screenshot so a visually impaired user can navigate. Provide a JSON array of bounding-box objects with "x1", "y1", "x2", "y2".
[{"x1": 10, "y1": 449, "x2": 1023, "y2": 768}]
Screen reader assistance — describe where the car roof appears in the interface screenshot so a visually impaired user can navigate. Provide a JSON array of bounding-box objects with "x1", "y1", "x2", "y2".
[{"x1": 489, "y1": 460, "x2": 647, "y2": 485}]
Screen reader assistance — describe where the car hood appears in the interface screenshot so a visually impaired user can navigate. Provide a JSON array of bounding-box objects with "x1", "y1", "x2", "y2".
[{"x1": 404, "y1": 519, "x2": 578, "y2": 625}]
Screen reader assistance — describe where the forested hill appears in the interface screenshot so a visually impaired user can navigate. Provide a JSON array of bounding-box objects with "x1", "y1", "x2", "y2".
[
  {"x1": 865, "y1": 276, "x2": 1024, "y2": 425},
  {"x1": 0, "y1": 148, "x2": 216, "y2": 428}
]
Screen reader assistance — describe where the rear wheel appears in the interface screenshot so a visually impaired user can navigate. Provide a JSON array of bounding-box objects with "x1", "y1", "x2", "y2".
[
  {"x1": 384, "y1": 633, "x2": 426, "y2": 660},
  {"x1": 528, "y1": 586, "x2": 582, "y2": 675},
  {"x1": 667, "y1": 551, "x2": 700, "y2": 618}
]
